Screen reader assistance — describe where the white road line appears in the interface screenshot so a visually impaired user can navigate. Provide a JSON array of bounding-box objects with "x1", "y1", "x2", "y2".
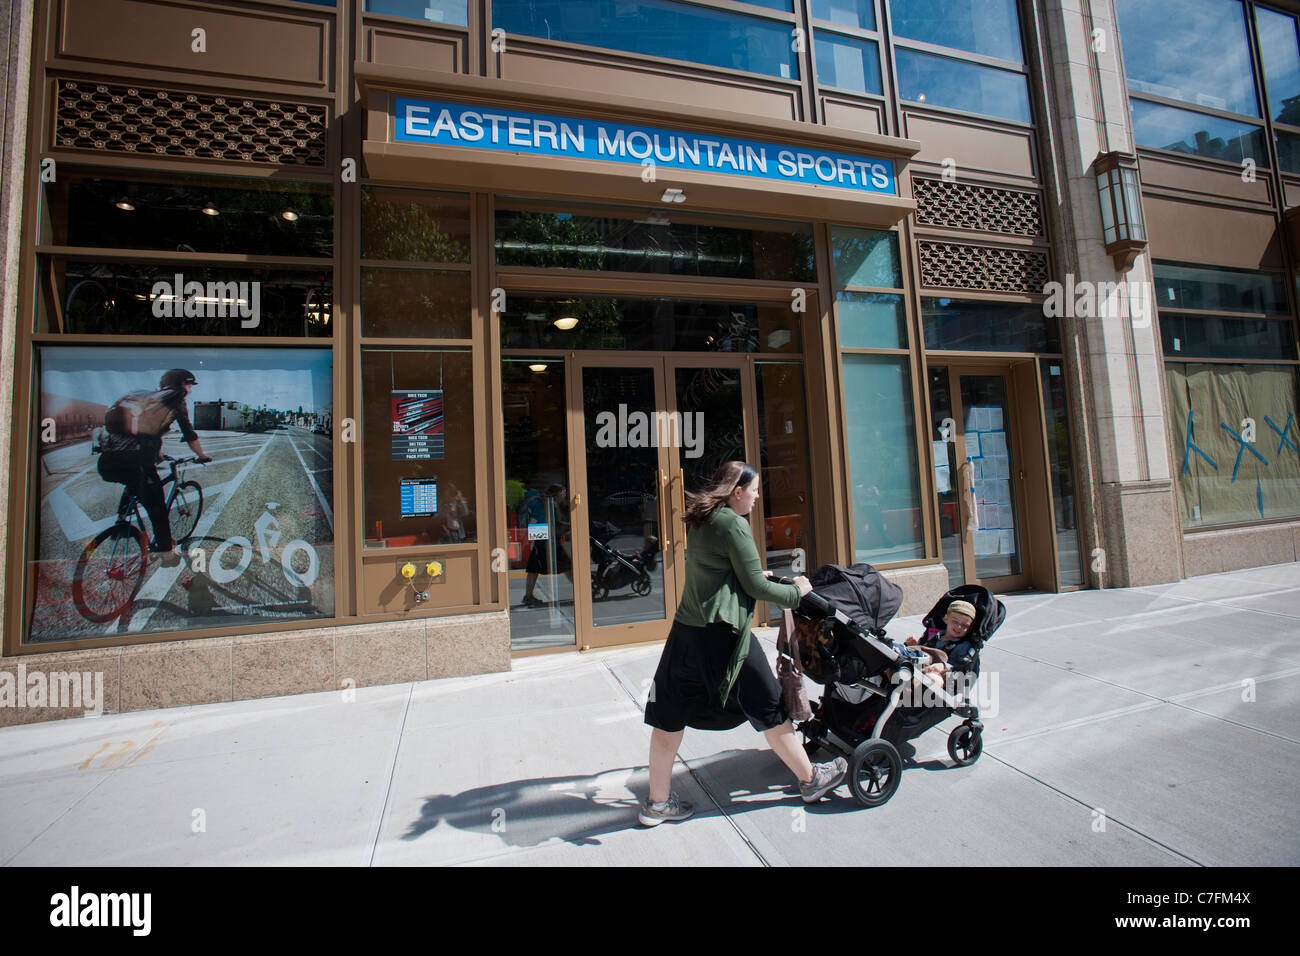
[
  {"x1": 125, "y1": 436, "x2": 277, "y2": 633},
  {"x1": 292, "y1": 440, "x2": 330, "y2": 463},
  {"x1": 288, "y1": 433, "x2": 334, "y2": 531}
]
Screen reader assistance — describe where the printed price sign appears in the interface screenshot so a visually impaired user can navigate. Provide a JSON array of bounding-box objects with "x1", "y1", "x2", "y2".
[{"x1": 400, "y1": 478, "x2": 438, "y2": 516}]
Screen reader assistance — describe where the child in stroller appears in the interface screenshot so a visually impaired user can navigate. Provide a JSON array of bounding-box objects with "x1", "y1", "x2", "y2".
[{"x1": 781, "y1": 566, "x2": 1006, "y2": 808}]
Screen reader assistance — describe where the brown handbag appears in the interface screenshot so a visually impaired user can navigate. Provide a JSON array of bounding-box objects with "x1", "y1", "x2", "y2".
[{"x1": 776, "y1": 609, "x2": 812, "y2": 722}]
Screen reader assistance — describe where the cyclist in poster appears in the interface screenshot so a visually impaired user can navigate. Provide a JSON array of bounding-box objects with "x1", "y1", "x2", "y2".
[{"x1": 97, "y1": 369, "x2": 213, "y2": 564}]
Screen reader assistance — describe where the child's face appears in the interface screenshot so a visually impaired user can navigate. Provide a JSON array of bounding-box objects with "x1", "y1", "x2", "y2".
[{"x1": 944, "y1": 612, "x2": 974, "y2": 636}]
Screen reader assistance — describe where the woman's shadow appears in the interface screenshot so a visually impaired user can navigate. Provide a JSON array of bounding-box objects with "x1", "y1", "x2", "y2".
[{"x1": 402, "y1": 748, "x2": 846, "y2": 850}]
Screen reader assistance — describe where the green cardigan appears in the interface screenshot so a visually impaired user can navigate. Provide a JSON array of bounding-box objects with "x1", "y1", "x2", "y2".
[{"x1": 674, "y1": 505, "x2": 803, "y2": 704}]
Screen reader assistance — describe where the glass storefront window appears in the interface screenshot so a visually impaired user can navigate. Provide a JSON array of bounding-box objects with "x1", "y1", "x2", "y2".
[
  {"x1": 365, "y1": 0, "x2": 468, "y2": 26},
  {"x1": 491, "y1": 0, "x2": 800, "y2": 80},
  {"x1": 813, "y1": 0, "x2": 874, "y2": 30},
  {"x1": 1276, "y1": 130, "x2": 1300, "y2": 174},
  {"x1": 1161, "y1": 315, "x2": 1298, "y2": 360},
  {"x1": 361, "y1": 187, "x2": 470, "y2": 263},
  {"x1": 1152, "y1": 263, "x2": 1288, "y2": 315},
  {"x1": 888, "y1": 0, "x2": 1024, "y2": 64},
  {"x1": 835, "y1": 292, "x2": 906, "y2": 349},
  {"x1": 28, "y1": 345, "x2": 335, "y2": 643},
  {"x1": 895, "y1": 48, "x2": 1032, "y2": 124},
  {"x1": 756, "y1": 361, "x2": 816, "y2": 594},
  {"x1": 1116, "y1": 0, "x2": 1260, "y2": 118},
  {"x1": 922, "y1": 298, "x2": 1059, "y2": 352},
  {"x1": 503, "y1": 359, "x2": 575, "y2": 651},
  {"x1": 842, "y1": 355, "x2": 925, "y2": 563},
  {"x1": 495, "y1": 204, "x2": 816, "y2": 281},
  {"x1": 1166, "y1": 363, "x2": 1300, "y2": 527},
  {"x1": 500, "y1": 295, "x2": 800, "y2": 353},
  {"x1": 814, "y1": 32, "x2": 883, "y2": 95},
  {"x1": 1040, "y1": 361, "x2": 1081, "y2": 587},
  {"x1": 41, "y1": 172, "x2": 333, "y2": 258},
  {"x1": 1257, "y1": 7, "x2": 1300, "y2": 125},
  {"x1": 36, "y1": 260, "x2": 333, "y2": 337},
  {"x1": 360, "y1": 269, "x2": 472, "y2": 339},
  {"x1": 362, "y1": 349, "x2": 477, "y2": 549},
  {"x1": 831, "y1": 227, "x2": 901, "y2": 288},
  {"x1": 1129, "y1": 98, "x2": 1266, "y2": 164}
]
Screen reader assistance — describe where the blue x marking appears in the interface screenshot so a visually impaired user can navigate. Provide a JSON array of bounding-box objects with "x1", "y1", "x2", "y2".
[
  {"x1": 1265, "y1": 413, "x2": 1298, "y2": 456},
  {"x1": 1220, "y1": 422, "x2": 1269, "y2": 482},
  {"x1": 1182, "y1": 409, "x2": 1217, "y2": 475}
]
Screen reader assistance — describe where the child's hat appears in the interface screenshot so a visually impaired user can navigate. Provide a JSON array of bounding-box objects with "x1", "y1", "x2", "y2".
[{"x1": 947, "y1": 599, "x2": 977, "y2": 620}]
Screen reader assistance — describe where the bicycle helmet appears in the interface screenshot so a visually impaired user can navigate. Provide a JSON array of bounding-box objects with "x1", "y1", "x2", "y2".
[{"x1": 160, "y1": 369, "x2": 197, "y2": 389}]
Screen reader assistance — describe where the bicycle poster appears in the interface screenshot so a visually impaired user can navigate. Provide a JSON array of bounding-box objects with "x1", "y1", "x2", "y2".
[{"x1": 27, "y1": 346, "x2": 335, "y2": 642}]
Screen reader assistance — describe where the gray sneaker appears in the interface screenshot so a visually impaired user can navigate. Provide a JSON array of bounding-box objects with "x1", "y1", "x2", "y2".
[
  {"x1": 800, "y1": 757, "x2": 848, "y2": 802},
  {"x1": 638, "y1": 792, "x2": 694, "y2": 827}
]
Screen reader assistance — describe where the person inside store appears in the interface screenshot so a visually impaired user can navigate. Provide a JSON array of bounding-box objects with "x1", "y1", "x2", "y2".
[
  {"x1": 97, "y1": 368, "x2": 212, "y2": 564},
  {"x1": 639, "y1": 460, "x2": 847, "y2": 826},
  {"x1": 520, "y1": 484, "x2": 572, "y2": 607}
]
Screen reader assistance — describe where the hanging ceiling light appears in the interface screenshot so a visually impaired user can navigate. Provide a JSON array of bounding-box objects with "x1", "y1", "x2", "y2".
[
  {"x1": 553, "y1": 316, "x2": 579, "y2": 330},
  {"x1": 114, "y1": 198, "x2": 135, "y2": 211},
  {"x1": 201, "y1": 203, "x2": 220, "y2": 216},
  {"x1": 528, "y1": 364, "x2": 548, "y2": 373},
  {"x1": 281, "y1": 209, "x2": 299, "y2": 221}
]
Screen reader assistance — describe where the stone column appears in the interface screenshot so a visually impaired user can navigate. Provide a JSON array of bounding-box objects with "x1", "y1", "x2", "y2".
[{"x1": 1035, "y1": 0, "x2": 1182, "y2": 587}]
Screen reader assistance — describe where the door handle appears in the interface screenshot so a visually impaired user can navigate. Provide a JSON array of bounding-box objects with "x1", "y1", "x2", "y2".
[
  {"x1": 572, "y1": 492, "x2": 581, "y2": 507},
  {"x1": 655, "y1": 469, "x2": 669, "y2": 555}
]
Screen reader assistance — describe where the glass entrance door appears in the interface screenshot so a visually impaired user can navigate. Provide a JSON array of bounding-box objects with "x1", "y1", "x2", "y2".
[
  {"x1": 573, "y1": 358, "x2": 680, "y2": 648},
  {"x1": 508, "y1": 350, "x2": 807, "y2": 651},
  {"x1": 928, "y1": 364, "x2": 1032, "y2": 591}
]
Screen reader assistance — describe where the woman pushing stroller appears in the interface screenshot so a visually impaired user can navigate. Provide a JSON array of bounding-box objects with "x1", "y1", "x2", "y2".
[{"x1": 640, "y1": 461, "x2": 849, "y2": 827}]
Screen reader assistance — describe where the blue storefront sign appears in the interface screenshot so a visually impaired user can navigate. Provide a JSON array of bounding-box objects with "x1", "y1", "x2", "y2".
[{"x1": 393, "y1": 97, "x2": 896, "y2": 195}]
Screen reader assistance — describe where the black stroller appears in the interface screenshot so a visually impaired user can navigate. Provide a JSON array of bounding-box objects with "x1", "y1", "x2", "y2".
[
  {"x1": 589, "y1": 519, "x2": 658, "y2": 601},
  {"x1": 781, "y1": 565, "x2": 1006, "y2": 808}
]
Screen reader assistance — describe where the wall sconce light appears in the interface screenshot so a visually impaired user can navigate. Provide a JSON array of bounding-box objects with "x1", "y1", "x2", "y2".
[{"x1": 1094, "y1": 150, "x2": 1148, "y2": 272}]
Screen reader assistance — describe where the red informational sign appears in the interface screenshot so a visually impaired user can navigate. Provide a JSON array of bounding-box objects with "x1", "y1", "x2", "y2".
[{"x1": 392, "y1": 389, "x2": 444, "y2": 460}]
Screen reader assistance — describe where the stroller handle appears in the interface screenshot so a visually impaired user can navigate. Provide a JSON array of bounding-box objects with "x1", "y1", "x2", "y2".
[{"x1": 776, "y1": 576, "x2": 832, "y2": 617}]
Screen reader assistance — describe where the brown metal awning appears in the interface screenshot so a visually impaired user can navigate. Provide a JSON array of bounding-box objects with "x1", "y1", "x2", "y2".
[{"x1": 355, "y1": 65, "x2": 920, "y2": 228}]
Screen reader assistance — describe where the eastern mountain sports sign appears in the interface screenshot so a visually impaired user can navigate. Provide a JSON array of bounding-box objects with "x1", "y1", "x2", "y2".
[{"x1": 393, "y1": 98, "x2": 896, "y2": 195}]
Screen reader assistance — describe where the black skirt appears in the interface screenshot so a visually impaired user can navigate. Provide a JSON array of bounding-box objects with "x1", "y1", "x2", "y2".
[{"x1": 643, "y1": 619, "x2": 788, "y2": 733}]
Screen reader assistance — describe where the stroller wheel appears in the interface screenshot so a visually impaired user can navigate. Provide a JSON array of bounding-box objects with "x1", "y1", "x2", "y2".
[
  {"x1": 632, "y1": 574, "x2": 652, "y2": 596},
  {"x1": 847, "y1": 738, "x2": 902, "y2": 808},
  {"x1": 947, "y1": 724, "x2": 983, "y2": 766},
  {"x1": 591, "y1": 580, "x2": 609, "y2": 601}
]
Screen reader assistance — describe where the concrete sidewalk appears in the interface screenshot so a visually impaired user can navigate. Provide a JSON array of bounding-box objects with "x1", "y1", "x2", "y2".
[{"x1": 2, "y1": 565, "x2": 1298, "y2": 866}]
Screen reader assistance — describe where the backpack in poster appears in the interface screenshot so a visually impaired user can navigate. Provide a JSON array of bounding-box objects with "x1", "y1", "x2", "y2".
[{"x1": 104, "y1": 389, "x2": 177, "y2": 437}]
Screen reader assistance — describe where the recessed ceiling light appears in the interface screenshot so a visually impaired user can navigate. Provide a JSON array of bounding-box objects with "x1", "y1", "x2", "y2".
[
  {"x1": 201, "y1": 203, "x2": 220, "y2": 216},
  {"x1": 528, "y1": 364, "x2": 548, "y2": 373},
  {"x1": 281, "y1": 210, "x2": 299, "y2": 221},
  {"x1": 553, "y1": 316, "x2": 579, "y2": 330},
  {"x1": 114, "y1": 198, "x2": 135, "y2": 211}
]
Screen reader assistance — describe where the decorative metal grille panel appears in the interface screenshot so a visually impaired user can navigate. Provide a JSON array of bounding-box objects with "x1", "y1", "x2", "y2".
[
  {"x1": 54, "y1": 79, "x2": 328, "y2": 166},
  {"x1": 913, "y1": 178, "x2": 1042, "y2": 237},
  {"x1": 917, "y1": 240, "x2": 1050, "y2": 294}
]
